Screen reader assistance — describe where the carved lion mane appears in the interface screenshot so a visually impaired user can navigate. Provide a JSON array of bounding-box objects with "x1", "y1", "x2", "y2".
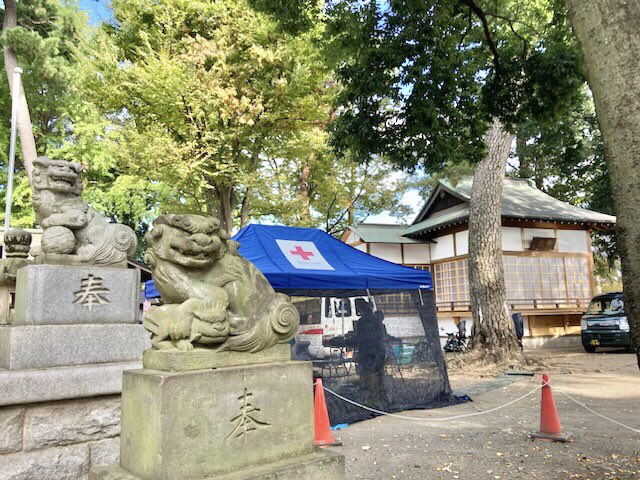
[{"x1": 143, "y1": 214, "x2": 299, "y2": 352}]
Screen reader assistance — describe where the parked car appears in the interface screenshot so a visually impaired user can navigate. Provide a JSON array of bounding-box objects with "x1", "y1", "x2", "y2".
[{"x1": 581, "y1": 292, "x2": 635, "y2": 353}]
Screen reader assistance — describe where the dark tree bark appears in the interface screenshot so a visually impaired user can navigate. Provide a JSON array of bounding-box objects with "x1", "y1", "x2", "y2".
[
  {"x1": 299, "y1": 162, "x2": 312, "y2": 224},
  {"x1": 2, "y1": 0, "x2": 37, "y2": 178},
  {"x1": 239, "y1": 188, "x2": 251, "y2": 228},
  {"x1": 566, "y1": 0, "x2": 640, "y2": 367},
  {"x1": 468, "y1": 119, "x2": 520, "y2": 362},
  {"x1": 215, "y1": 185, "x2": 235, "y2": 234}
]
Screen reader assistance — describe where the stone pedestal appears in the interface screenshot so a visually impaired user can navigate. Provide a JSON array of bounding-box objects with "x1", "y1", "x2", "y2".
[
  {"x1": 14, "y1": 264, "x2": 140, "y2": 325},
  {"x1": 0, "y1": 324, "x2": 148, "y2": 369},
  {"x1": 90, "y1": 359, "x2": 345, "y2": 480},
  {"x1": 0, "y1": 264, "x2": 150, "y2": 480}
]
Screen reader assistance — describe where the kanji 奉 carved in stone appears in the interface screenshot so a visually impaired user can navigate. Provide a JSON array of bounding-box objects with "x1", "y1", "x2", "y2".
[
  {"x1": 143, "y1": 214, "x2": 299, "y2": 353},
  {"x1": 31, "y1": 157, "x2": 138, "y2": 267}
]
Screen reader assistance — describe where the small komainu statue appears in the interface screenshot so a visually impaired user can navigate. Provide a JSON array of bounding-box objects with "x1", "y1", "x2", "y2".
[
  {"x1": 31, "y1": 157, "x2": 138, "y2": 267},
  {"x1": 143, "y1": 214, "x2": 299, "y2": 352},
  {"x1": 0, "y1": 227, "x2": 32, "y2": 286}
]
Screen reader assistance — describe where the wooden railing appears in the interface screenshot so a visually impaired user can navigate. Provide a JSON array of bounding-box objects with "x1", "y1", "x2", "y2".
[{"x1": 435, "y1": 297, "x2": 591, "y2": 313}]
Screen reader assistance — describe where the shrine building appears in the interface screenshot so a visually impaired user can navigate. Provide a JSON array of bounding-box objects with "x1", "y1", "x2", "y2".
[{"x1": 341, "y1": 177, "x2": 616, "y2": 347}]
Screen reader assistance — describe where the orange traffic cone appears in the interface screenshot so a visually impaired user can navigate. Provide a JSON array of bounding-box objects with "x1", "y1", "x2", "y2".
[
  {"x1": 530, "y1": 373, "x2": 572, "y2": 442},
  {"x1": 314, "y1": 379, "x2": 342, "y2": 447}
]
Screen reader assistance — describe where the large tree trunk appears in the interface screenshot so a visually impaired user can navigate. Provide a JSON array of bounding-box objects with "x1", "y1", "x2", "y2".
[
  {"x1": 239, "y1": 188, "x2": 251, "y2": 228},
  {"x1": 215, "y1": 185, "x2": 235, "y2": 234},
  {"x1": 468, "y1": 119, "x2": 520, "y2": 362},
  {"x1": 566, "y1": 0, "x2": 640, "y2": 367},
  {"x1": 299, "y1": 162, "x2": 312, "y2": 224},
  {"x1": 2, "y1": 0, "x2": 37, "y2": 179}
]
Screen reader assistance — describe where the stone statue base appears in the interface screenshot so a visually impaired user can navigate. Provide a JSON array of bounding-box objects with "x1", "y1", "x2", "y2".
[
  {"x1": 90, "y1": 359, "x2": 345, "y2": 480},
  {"x1": 142, "y1": 343, "x2": 291, "y2": 372},
  {"x1": 90, "y1": 449, "x2": 344, "y2": 480}
]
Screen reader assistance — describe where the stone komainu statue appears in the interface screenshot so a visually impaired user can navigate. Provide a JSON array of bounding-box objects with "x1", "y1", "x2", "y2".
[
  {"x1": 143, "y1": 214, "x2": 299, "y2": 353},
  {"x1": 31, "y1": 157, "x2": 137, "y2": 267}
]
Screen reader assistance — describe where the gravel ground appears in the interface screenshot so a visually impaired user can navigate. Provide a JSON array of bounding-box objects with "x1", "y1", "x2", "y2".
[{"x1": 327, "y1": 347, "x2": 640, "y2": 479}]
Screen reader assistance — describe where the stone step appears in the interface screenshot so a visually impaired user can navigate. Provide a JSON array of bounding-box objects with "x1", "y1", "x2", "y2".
[
  {"x1": 0, "y1": 324, "x2": 149, "y2": 370},
  {"x1": 0, "y1": 361, "x2": 142, "y2": 406}
]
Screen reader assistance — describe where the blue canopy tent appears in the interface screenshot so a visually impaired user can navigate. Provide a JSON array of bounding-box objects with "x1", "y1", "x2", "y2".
[{"x1": 233, "y1": 224, "x2": 432, "y2": 295}]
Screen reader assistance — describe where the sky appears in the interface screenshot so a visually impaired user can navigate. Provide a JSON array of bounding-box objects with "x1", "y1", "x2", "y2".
[
  {"x1": 74, "y1": 0, "x2": 424, "y2": 226},
  {"x1": 78, "y1": 0, "x2": 113, "y2": 24}
]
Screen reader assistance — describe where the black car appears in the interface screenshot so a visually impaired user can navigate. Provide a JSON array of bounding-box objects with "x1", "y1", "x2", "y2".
[{"x1": 581, "y1": 292, "x2": 635, "y2": 353}]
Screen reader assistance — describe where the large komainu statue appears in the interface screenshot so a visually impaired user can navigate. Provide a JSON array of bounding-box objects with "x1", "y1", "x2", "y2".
[
  {"x1": 31, "y1": 157, "x2": 138, "y2": 267},
  {"x1": 143, "y1": 214, "x2": 299, "y2": 352}
]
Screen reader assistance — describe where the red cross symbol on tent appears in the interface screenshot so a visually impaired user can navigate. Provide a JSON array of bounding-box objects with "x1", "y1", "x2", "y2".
[{"x1": 290, "y1": 245, "x2": 314, "y2": 261}]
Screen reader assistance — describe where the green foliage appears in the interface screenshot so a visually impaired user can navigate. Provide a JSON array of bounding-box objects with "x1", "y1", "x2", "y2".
[
  {"x1": 54, "y1": 0, "x2": 407, "y2": 234},
  {"x1": 326, "y1": 0, "x2": 585, "y2": 173},
  {"x1": 0, "y1": 0, "x2": 89, "y2": 227}
]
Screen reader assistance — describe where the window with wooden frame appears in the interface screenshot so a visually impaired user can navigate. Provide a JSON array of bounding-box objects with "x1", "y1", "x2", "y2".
[
  {"x1": 374, "y1": 292, "x2": 416, "y2": 315},
  {"x1": 565, "y1": 257, "x2": 591, "y2": 304},
  {"x1": 502, "y1": 255, "x2": 591, "y2": 308},
  {"x1": 433, "y1": 259, "x2": 469, "y2": 307}
]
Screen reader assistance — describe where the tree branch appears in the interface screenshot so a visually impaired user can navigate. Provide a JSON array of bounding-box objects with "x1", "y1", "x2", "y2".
[{"x1": 460, "y1": 0, "x2": 501, "y2": 77}]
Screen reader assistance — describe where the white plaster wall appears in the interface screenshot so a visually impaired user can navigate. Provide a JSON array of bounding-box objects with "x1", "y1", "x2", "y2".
[
  {"x1": 523, "y1": 227, "x2": 555, "y2": 249},
  {"x1": 430, "y1": 234, "x2": 455, "y2": 261},
  {"x1": 368, "y1": 243, "x2": 403, "y2": 263},
  {"x1": 437, "y1": 316, "x2": 457, "y2": 338},
  {"x1": 383, "y1": 316, "x2": 425, "y2": 338},
  {"x1": 523, "y1": 315, "x2": 531, "y2": 337},
  {"x1": 344, "y1": 230, "x2": 357, "y2": 244},
  {"x1": 353, "y1": 243, "x2": 367, "y2": 252},
  {"x1": 436, "y1": 316, "x2": 474, "y2": 345},
  {"x1": 455, "y1": 230, "x2": 469, "y2": 256},
  {"x1": 557, "y1": 230, "x2": 589, "y2": 253},
  {"x1": 403, "y1": 243, "x2": 431, "y2": 264},
  {"x1": 502, "y1": 226, "x2": 523, "y2": 251}
]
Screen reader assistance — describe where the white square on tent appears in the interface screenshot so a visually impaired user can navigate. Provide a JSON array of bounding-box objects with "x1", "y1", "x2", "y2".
[{"x1": 275, "y1": 239, "x2": 335, "y2": 271}]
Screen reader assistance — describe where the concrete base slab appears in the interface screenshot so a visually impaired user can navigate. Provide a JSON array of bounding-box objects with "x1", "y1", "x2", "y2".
[
  {"x1": 523, "y1": 335, "x2": 581, "y2": 349},
  {"x1": 0, "y1": 324, "x2": 150, "y2": 369},
  {"x1": 120, "y1": 362, "x2": 314, "y2": 480},
  {"x1": 142, "y1": 343, "x2": 291, "y2": 371},
  {"x1": 0, "y1": 361, "x2": 141, "y2": 406},
  {"x1": 90, "y1": 449, "x2": 345, "y2": 480},
  {"x1": 14, "y1": 264, "x2": 139, "y2": 325}
]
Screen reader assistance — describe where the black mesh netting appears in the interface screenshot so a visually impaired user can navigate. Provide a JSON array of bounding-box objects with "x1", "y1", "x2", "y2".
[{"x1": 291, "y1": 290, "x2": 457, "y2": 425}]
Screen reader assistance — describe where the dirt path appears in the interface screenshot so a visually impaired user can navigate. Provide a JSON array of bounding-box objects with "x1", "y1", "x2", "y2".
[{"x1": 327, "y1": 348, "x2": 640, "y2": 479}]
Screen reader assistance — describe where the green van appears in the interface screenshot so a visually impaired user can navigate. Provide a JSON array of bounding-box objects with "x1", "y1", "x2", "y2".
[{"x1": 581, "y1": 292, "x2": 635, "y2": 353}]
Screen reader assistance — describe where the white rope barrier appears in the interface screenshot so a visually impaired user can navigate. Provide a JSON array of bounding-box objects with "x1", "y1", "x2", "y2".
[
  {"x1": 556, "y1": 390, "x2": 640, "y2": 434},
  {"x1": 322, "y1": 381, "x2": 546, "y2": 422},
  {"x1": 321, "y1": 381, "x2": 640, "y2": 434}
]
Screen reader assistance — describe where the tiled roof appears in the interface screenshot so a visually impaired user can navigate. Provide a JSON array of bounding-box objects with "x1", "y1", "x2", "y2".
[
  {"x1": 406, "y1": 177, "x2": 615, "y2": 237},
  {"x1": 347, "y1": 177, "x2": 616, "y2": 241},
  {"x1": 346, "y1": 224, "x2": 425, "y2": 244}
]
